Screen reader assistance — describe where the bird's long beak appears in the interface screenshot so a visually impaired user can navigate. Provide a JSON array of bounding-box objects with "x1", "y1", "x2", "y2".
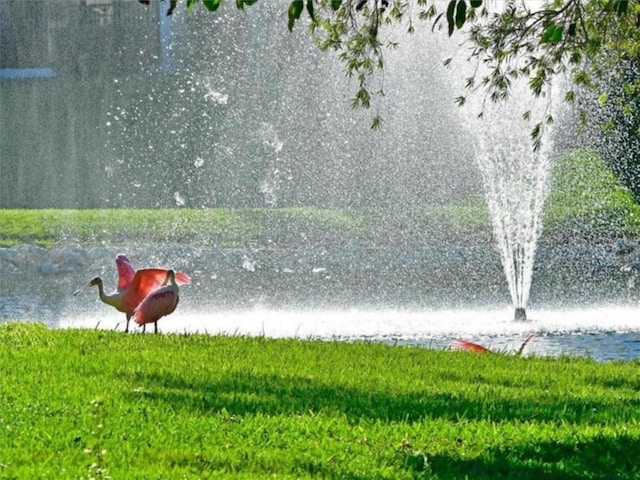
[
  {"x1": 73, "y1": 279, "x2": 94, "y2": 297},
  {"x1": 73, "y1": 285, "x2": 87, "y2": 297}
]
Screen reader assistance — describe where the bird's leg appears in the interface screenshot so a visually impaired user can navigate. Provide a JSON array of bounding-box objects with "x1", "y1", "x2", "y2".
[
  {"x1": 154, "y1": 322, "x2": 158, "y2": 334},
  {"x1": 125, "y1": 315, "x2": 130, "y2": 333},
  {"x1": 142, "y1": 324, "x2": 146, "y2": 333}
]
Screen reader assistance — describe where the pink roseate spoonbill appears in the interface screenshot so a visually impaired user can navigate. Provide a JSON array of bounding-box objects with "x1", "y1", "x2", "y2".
[
  {"x1": 449, "y1": 334, "x2": 535, "y2": 356},
  {"x1": 449, "y1": 339, "x2": 492, "y2": 353},
  {"x1": 77, "y1": 254, "x2": 190, "y2": 332},
  {"x1": 132, "y1": 269, "x2": 180, "y2": 334}
]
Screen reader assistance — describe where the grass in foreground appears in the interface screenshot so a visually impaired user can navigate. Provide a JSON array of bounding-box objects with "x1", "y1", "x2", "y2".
[{"x1": 2, "y1": 323, "x2": 640, "y2": 479}]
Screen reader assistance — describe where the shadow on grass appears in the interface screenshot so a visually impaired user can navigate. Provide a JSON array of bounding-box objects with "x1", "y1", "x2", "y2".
[
  {"x1": 416, "y1": 434, "x2": 640, "y2": 480},
  {"x1": 127, "y1": 370, "x2": 640, "y2": 424},
  {"x1": 125, "y1": 371, "x2": 640, "y2": 478}
]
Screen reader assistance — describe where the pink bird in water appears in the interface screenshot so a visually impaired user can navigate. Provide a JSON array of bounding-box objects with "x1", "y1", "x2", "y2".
[
  {"x1": 133, "y1": 269, "x2": 180, "y2": 333},
  {"x1": 449, "y1": 334, "x2": 535, "y2": 356},
  {"x1": 77, "y1": 254, "x2": 190, "y2": 332}
]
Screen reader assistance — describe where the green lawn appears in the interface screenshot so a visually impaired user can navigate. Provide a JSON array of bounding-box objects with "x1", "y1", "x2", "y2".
[{"x1": 1, "y1": 323, "x2": 639, "y2": 479}]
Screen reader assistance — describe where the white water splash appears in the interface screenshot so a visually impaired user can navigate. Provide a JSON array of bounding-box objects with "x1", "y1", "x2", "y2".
[
  {"x1": 474, "y1": 92, "x2": 554, "y2": 313},
  {"x1": 56, "y1": 306, "x2": 640, "y2": 360}
]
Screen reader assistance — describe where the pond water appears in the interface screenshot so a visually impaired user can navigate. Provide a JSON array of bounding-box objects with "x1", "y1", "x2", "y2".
[
  {"x1": 55, "y1": 306, "x2": 640, "y2": 363},
  {"x1": 3, "y1": 243, "x2": 640, "y2": 363}
]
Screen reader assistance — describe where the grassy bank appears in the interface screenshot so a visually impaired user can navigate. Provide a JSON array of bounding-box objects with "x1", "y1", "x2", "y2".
[
  {"x1": 1, "y1": 323, "x2": 639, "y2": 479},
  {"x1": 1, "y1": 148, "x2": 640, "y2": 248},
  {"x1": 429, "y1": 149, "x2": 640, "y2": 243},
  {"x1": 0, "y1": 207, "x2": 366, "y2": 248}
]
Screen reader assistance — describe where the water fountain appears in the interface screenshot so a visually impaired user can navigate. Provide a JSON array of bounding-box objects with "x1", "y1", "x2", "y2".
[
  {"x1": 2, "y1": 1, "x2": 640, "y2": 360},
  {"x1": 467, "y1": 84, "x2": 557, "y2": 322}
]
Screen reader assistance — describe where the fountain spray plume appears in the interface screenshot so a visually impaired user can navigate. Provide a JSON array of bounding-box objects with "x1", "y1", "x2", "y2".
[
  {"x1": 445, "y1": 5, "x2": 560, "y2": 321},
  {"x1": 476, "y1": 106, "x2": 554, "y2": 321}
]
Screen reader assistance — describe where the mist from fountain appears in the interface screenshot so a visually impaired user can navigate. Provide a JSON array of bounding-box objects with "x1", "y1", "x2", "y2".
[
  {"x1": 472, "y1": 90, "x2": 556, "y2": 321},
  {"x1": 443, "y1": 3, "x2": 562, "y2": 321}
]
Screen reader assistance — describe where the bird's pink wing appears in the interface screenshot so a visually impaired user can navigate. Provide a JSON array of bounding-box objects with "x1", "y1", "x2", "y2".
[
  {"x1": 175, "y1": 271, "x2": 191, "y2": 285},
  {"x1": 121, "y1": 268, "x2": 190, "y2": 313},
  {"x1": 116, "y1": 254, "x2": 136, "y2": 290},
  {"x1": 122, "y1": 269, "x2": 170, "y2": 313},
  {"x1": 133, "y1": 286, "x2": 177, "y2": 325},
  {"x1": 449, "y1": 340, "x2": 492, "y2": 353}
]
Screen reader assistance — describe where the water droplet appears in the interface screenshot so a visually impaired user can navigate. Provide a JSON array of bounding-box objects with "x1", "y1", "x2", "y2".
[
  {"x1": 242, "y1": 255, "x2": 256, "y2": 272},
  {"x1": 204, "y1": 90, "x2": 229, "y2": 105}
]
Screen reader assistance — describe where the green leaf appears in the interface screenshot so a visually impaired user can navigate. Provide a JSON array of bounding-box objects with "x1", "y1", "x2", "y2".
[
  {"x1": 541, "y1": 24, "x2": 562, "y2": 43},
  {"x1": 288, "y1": 0, "x2": 304, "y2": 32},
  {"x1": 573, "y1": 70, "x2": 590, "y2": 86},
  {"x1": 455, "y1": 0, "x2": 467, "y2": 29},
  {"x1": 470, "y1": 0, "x2": 482, "y2": 7},
  {"x1": 203, "y1": 0, "x2": 221, "y2": 11},
  {"x1": 331, "y1": 0, "x2": 342, "y2": 10},
  {"x1": 167, "y1": 0, "x2": 177, "y2": 15},
  {"x1": 306, "y1": 0, "x2": 315, "y2": 21},
  {"x1": 531, "y1": 123, "x2": 542, "y2": 152},
  {"x1": 541, "y1": 25, "x2": 554, "y2": 43},
  {"x1": 446, "y1": 0, "x2": 456, "y2": 36},
  {"x1": 602, "y1": 119, "x2": 615, "y2": 133},
  {"x1": 186, "y1": 0, "x2": 198, "y2": 12},
  {"x1": 569, "y1": 51, "x2": 582, "y2": 64},
  {"x1": 598, "y1": 92, "x2": 609, "y2": 105}
]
